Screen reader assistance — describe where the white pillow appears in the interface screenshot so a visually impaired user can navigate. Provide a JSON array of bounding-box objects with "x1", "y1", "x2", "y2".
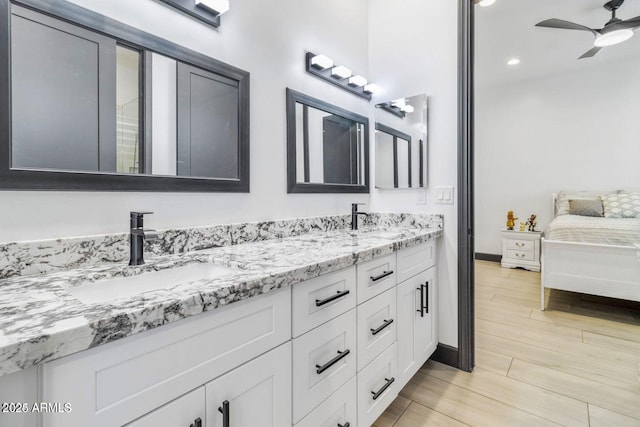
[{"x1": 602, "y1": 192, "x2": 640, "y2": 218}]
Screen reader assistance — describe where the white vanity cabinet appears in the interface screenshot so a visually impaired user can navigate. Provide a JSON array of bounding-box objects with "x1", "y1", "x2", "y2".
[
  {"x1": 2, "y1": 238, "x2": 439, "y2": 427},
  {"x1": 41, "y1": 288, "x2": 291, "y2": 427},
  {"x1": 396, "y1": 243, "x2": 437, "y2": 387}
]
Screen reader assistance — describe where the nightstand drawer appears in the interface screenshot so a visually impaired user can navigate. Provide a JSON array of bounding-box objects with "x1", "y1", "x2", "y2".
[
  {"x1": 507, "y1": 239, "x2": 534, "y2": 251},
  {"x1": 506, "y1": 250, "x2": 534, "y2": 261}
]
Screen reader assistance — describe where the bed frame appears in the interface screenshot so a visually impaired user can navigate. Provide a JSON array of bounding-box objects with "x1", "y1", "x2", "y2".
[{"x1": 541, "y1": 194, "x2": 640, "y2": 310}]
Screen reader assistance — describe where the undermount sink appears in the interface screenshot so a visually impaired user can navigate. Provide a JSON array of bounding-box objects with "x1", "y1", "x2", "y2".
[{"x1": 68, "y1": 263, "x2": 237, "y2": 304}]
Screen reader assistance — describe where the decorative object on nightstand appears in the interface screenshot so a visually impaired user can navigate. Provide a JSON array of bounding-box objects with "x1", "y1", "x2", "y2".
[
  {"x1": 519, "y1": 222, "x2": 526, "y2": 232},
  {"x1": 501, "y1": 229, "x2": 542, "y2": 272},
  {"x1": 526, "y1": 214, "x2": 537, "y2": 232},
  {"x1": 506, "y1": 211, "x2": 518, "y2": 230}
]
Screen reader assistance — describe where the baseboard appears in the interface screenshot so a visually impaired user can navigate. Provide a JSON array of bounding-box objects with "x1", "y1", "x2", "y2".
[
  {"x1": 475, "y1": 252, "x2": 501, "y2": 263},
  {"x1": 430, "y1": 343, "x2": 459, "y2": 368}
]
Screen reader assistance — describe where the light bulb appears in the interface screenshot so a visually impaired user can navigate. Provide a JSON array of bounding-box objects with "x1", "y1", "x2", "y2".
[
  {"x1": 310, "y1": 54, "x2": 334, "y2": 70},
  {"x1": 195, "y1": 0, "x2": 229, "y2": 15},
  {"x1": 331, "y1": 65, "x2": 352, "y2": 79},
  {"x1": 594, "y1": 29, "x2": 634, "y2": 47}
]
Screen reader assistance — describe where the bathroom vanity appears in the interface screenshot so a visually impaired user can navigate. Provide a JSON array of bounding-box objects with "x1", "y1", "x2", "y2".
[{"x1": 0, "y1": 215, "x2": 441, "y2": 427}]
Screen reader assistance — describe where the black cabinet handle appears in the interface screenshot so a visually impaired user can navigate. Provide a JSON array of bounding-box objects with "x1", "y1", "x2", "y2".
[
  {"x1": 316, "y1": 289, "x2": 350, "y2": 307},
  {"x1": 417, "y1": 286, "x2": 424, "y2": 317},
  {"x1": 370, "y1": 319, "x2": 394, "y2": 336},
  {"x1": 337, "y1": 423, "x2": 351, "y2": 427},
  {"x1": 371, "y1": 377, "x2": 395, "y2": 400},
  {"x1": 370, "y1": 270, "x2": 393, "y2": 282},
  {"x1": 218, "y1": 400, "x2": 230, "y2": 427},
  {"x1": 190, "y1": 418, "x2": 202, "y2": 427},
  {"x1": 316, "y1": 349, "x2": 351, "y2": 374},
  {"x1": 424, "y1": 281, "x2": 429, "y2": 314}
]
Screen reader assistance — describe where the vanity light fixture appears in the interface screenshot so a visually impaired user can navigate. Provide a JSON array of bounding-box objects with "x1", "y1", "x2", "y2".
[
  {"x1": 376, "y1": 99, "x2": 414, "y2": 118},
  {"x1": 305, "y1": 52, "x2": 378, "y2": 100},
  {"x1": 195, "y1": 0, "x2": 229, "y2": 15},
  {"x1": 331, "y1": 65, "x2": 352, "y2": 79},
  {"x1": 348, "y1": 75, "x2": 368, "y2": 87},
  {"x1": 310, "y1": 54, "x2": 334, "y2": 70}
]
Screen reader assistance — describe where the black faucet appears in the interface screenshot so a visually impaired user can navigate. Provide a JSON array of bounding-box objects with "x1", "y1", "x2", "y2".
[
  {"x1": 129, "y1": 211, "x2": 158, "y2": 266},
  {"x1": 351, "y1": 203, "x2": 369, "y2": 231}
]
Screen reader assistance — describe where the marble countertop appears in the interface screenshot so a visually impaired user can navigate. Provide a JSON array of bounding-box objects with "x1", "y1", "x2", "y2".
[{"x1": 0, "y1": 226, "x2": 441, "y2": 376}]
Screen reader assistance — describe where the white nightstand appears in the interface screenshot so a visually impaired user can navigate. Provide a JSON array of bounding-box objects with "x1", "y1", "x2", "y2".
[{"x1": 501, "y1": 230, "x2": 542, "y2": 272}]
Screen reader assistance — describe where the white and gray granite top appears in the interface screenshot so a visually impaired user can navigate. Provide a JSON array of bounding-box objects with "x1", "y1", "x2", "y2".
[{"x1": 0, "y1": 214, "x2": 442, "y2": 377}]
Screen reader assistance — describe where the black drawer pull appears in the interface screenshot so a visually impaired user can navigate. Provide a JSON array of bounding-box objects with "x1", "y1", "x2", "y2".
[
  {"x1": 370, "y1": 270, "x2": 393, "y2": 282},
  {"x1": 316, "y1": 289, "x2": 350, "y2": 307},
  {"x1": 417, "y1": 285, "x2": 424, "y2": 317},
  {"x1": 371, "y1": 377, "x2": 395, "y2": 400},
  {"x1": 316, "y1": 349, "x2": 351, "y2": 374},
  {"x1": 190, "y1": 418, "x2": 202, "y2": 427},
  {"x1": 337, "y1": 423, "x2": 350, "y2": 427},
  {"x1": 371, "y1": 319, "x2": 394, "y2": 336},
  {"x1": 424, "y1": 281, "x2": 429, "y2": 314},
  {"x1": 218, "y1": 400, "x2": 230, "y2": 427}
]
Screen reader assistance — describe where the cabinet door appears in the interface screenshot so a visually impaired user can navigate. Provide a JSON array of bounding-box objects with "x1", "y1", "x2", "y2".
[
  {"x1": 205, "y1": 342, "x2": 291, "y2": 427},
  {"x1": 396, "y1": 268, "x2": 437, "y2": 387},
  {"x1": 126, "y1": 387, "x2": 204, "y2": 427},
  {"x1": 414, "y1": 267, "x2": 437, "y2": 365}
]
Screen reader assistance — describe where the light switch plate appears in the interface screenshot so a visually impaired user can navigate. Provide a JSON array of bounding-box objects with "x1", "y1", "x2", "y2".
[{"x1": 435, "y1": 186, "x2": 454, "y2": 204}]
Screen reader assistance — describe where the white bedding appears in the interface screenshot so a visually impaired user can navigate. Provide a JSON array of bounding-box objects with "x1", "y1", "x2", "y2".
[{"x1": 546, "y1": 215, "x2": 640, "y2": 246}]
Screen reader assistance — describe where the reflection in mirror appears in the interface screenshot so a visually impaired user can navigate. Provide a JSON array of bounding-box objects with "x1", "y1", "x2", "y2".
[
  {"x1": 3, "y1": 2, "x2": 249, "y2": 191},
  {"x1": 374, "y1": 94, "x2": 428, "y2": 189},
  {"x1": 116, "y1": 46, "x2": 142, "y2": 174},
  {"x1": 287, "y1": 88, "x2": 369, "y2": 193}
]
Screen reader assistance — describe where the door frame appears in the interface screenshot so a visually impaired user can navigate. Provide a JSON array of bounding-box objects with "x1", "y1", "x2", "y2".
[{"x1": 457, "y1": 0, "x2": 475, "y2": 373}]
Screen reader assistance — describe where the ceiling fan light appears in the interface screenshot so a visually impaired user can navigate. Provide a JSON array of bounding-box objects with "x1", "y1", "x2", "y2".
[{"x1": 594, "y1": 29, "x2": 634, "y2": 47}]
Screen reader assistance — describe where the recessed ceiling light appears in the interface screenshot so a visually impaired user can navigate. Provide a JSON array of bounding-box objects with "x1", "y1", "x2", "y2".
[
  {"x1": 476, "y1": 0, "x2": 496, "y2": 7},
  {"x1": 507, "y1": 58, "x2": 520, "y2": 66}
]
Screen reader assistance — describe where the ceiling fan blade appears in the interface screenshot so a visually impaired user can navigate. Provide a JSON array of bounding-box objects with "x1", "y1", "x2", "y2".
[
  {"x1": 536, "y1": 18, "x2": 598, "y2": 35},
  {"x1": 578, "y1": 46, "x2": 602, "y2": 59},
  {"x1": 606, "y1": 15, "x2": 640, "y2": 30}
]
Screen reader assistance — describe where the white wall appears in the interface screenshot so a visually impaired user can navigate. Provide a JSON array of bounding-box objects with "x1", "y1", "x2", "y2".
[
  {"x1": 0, "y1": 0, "x2": 371, "y2": 242},
  {"x1": 475, "y1": 56, "x2": 640, "y2": 254},
  {"x1": 369, "y1": 0, "x2": 459, "y2": 347}
]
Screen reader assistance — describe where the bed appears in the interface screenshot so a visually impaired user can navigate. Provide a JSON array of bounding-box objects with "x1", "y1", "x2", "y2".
[{"x1": 541, "y1": 191, "x2": 640, "y2": 310}]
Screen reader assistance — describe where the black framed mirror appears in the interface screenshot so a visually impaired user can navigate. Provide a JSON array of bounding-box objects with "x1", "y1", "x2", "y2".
[
  {"x1": 286, "y1": 88, "x2": 369, "y2": 193},
  {"x1": 374, "y1": 94, "x2": 427, "y2": 189},
  {"x1": 0, "y1": 0, "x2": 249, "y2": 192}
]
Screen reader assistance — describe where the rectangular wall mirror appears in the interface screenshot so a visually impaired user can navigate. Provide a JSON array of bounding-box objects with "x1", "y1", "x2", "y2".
[
  {"x1": 374, "y1": 94, "x2": 427, "y2": 189},
  {"x1": 286, "y1": 88, "x2": 369, "y2": 193},
  {"x1": 0, "y1": 0, "x2": 249, "y2": 192}
]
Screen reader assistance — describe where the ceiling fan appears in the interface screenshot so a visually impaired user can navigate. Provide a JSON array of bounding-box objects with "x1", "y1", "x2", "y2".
[{"x1": 536, "y1": 0, "x2": 640, "y2": 59}]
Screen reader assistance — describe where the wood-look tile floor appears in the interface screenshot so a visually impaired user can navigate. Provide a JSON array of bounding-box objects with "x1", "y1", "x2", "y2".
[{"x1": 373, "y1": 260, "x2": 640, "y2": 427}]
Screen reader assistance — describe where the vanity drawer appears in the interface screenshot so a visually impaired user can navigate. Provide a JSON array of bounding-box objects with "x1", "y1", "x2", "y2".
[
  {"x1": 506, "y1": 239, "x2": 534, "y2": 251},
  {"x1": 292, "y1": 309, "x2": 357, "y2": 423},
  {"x1": 356, "y1": 253, "x2": 397, "y2": 304},
  {"x1": 42, "y1": 288, "x2": 291, "y2": 427},
  {"x1": 294, "y1": 376, "x2": 356, "y2": 427},
  {"x1": 397, "y1": 241, "x2": 436, "y2": 283},
  {"x1": 292, "y1": 267, "x2": 356, "y2": 337},
  {"x1": 357, "y1": 287, "x2": 397, "y2": 371},
  {"x1": 506, "y1": 250, "x2": 534, "y2": 261},
  {"x1": 357, "y1": 342, "x2": 398, "y2": 427}
]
